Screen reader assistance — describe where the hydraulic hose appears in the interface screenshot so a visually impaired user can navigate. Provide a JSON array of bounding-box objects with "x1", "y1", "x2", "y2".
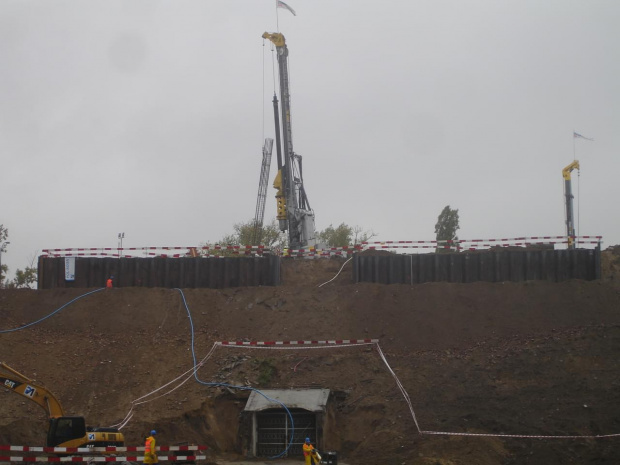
[{"x1": 0, "y1": 288, "x2": 105, "y2": 334}]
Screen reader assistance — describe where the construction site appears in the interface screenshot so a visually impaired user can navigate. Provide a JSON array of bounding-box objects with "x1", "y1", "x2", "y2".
[
  {"x1": 1, "y1": 24, "x2": 619, "y2": 465},
  {"x1": 1, "y1": 249, "x2": 620, "y2": 465}
]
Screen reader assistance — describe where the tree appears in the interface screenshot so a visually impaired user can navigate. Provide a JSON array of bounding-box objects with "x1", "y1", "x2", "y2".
[
  {"x1": 201, "y1": 219, "x2": 287, "y2": 257},
  {"x1": 232, "y1": 219, "x2": 286, "y2": 248},
  {"x1": 352, "y1": 225, "x2": 376, "y2": 246},
  {"x1": 435, "y1": 205, "x2": 460, "y2": 252},
  {"x1": 11, "y1": 252, "x2": 38, "y2": 289},
  {"x1": 316, "y1": 223, "x2": 352, "y2": 247},
  {"x1": 0, "y1": 224, "x2": 8, "y2": 287},
  {"x1": 12, "y1": 267, "x2": 37, "y2": 289},
  {"x1": 316, "y1": 223, "x2": 376, "y2": 247}
]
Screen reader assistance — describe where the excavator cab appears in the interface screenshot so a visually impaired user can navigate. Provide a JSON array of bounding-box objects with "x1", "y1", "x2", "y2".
[
  {"x1": 1, "y1": 362, "x2": 125, "y2": 449},
  {"x1": 47, "y1": 416, "x2": 86, "y2": 447}
]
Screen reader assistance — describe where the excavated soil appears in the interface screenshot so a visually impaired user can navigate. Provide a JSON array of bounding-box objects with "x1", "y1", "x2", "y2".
[{"x1": 2, "y1": 247, "x2": 620, "y2": 465}]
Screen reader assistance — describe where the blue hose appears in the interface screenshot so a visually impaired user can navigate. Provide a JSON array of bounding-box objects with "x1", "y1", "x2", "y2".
[
  {"x1": 0, "y1": 288, "x2": 105, "y2": 334},
  {"x1": 0, "y1": 286, "x2": 296, "y2": 458},
  {"x1": 174, "y1": 288, "x2": 295, "y2": 459}
]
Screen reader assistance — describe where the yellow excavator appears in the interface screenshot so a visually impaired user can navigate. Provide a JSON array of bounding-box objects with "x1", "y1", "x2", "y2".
[{"x1": 0, "y1": 362, "x2": 124, "y2": 448}]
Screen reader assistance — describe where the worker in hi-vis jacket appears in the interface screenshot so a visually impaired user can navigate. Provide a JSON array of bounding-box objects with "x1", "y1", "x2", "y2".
[
  {"x1": 302, "y1": 437, "x2": 320, "y2": 465},
  {"x1": 143, "y1": 430, "x2": 158, "y2": 465}
]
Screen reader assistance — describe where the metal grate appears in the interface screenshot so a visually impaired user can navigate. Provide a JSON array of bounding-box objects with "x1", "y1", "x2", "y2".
[{"x1": 256, "y1": 409, "x2": 316, "y2": 457}]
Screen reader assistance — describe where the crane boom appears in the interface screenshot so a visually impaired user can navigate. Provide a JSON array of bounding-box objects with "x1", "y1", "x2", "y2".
[
  {"x1": 252, "y1": 138, "x2": 274, "y2": 244},
  {"x1": 562, "y1": 160, "x2": 580, "y2": 249},
  {"x1": 262, "y1": 32, "x2": 316, "y2": 250}
]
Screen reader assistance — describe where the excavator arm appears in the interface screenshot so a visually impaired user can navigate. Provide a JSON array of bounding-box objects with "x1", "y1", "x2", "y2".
[
  {"x1": 0, "y1": 361, "x2": 65, "y2": 418},
  {"x1": 1, "y1": 362, "x2": 124, "y2": 448}
]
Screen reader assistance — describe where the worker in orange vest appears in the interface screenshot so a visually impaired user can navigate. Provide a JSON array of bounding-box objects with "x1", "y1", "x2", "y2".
[
  {"x1": 106, "y1": 276, "x2": 113, "y2": 289},
  {"x1": 303, "y1": 437, "x2": 320, "y2": 465},
  {"x1": 143, "y1": 430, "x2": 158, "y2": 465}
]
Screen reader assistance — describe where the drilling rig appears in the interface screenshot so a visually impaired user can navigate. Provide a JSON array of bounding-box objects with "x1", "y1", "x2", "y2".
[
  {"x1": 262, "y1": 32, "x2": 316, "y2": 250},
  {"x1": 562, "y1": 160, "x2": 579, "y2": 249}
]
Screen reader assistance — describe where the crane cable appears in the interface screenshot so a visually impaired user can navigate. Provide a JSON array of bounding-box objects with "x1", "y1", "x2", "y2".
[
  {"x1": 262, "y1": 38, "x2": 265, "y2": 144},
  {"x1": 287, "y1": 45, "x2": 293, "y2": 134},
  {"x1": 271, "y1": 41, "x2": 277, "y2": 95},
  {"x1": 263, "y1": 38, "x2": 278, "y2": 146}
]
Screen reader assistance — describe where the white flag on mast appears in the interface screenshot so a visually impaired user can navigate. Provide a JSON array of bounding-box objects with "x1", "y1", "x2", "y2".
[
  {"x1": 276, "y1": 0, "x2": 296, "y2": 16},
  {"x1": 573, "y1": 131, "x2": 594, "y2": 141}
]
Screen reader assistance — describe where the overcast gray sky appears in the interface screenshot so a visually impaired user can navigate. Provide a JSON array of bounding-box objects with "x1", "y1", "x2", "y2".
[{"x1": 1, "y1": 0, "x2": 618, "y2": 279}]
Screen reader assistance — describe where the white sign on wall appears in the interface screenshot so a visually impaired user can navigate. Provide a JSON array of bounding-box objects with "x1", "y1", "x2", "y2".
[{"x1": 65, "y1": 257, "x2": 75, "y2": 281}]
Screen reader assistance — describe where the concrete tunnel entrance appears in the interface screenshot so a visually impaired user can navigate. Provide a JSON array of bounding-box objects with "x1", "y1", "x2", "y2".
[{"x1": 242, "y1": 389, "x2": 330, "y2": 457}]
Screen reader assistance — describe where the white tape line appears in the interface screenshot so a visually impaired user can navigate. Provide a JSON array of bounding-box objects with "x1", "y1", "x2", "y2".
[{"x1": 421, "y1": 430, "x2": 620, "y2": 439}]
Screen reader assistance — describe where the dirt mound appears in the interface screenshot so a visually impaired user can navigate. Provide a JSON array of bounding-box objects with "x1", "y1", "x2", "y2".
[
  {"x1": 2, "y1": 252, "x2": 620, "y2": 464},
  {"x1": 601, "y1": 245, "x2": 620, "y2": 284}
]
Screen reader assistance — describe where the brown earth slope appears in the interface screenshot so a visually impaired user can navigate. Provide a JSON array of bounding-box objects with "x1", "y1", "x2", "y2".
[{"x1": 1, "y1": 248, "x2": 620, "y2": 465}]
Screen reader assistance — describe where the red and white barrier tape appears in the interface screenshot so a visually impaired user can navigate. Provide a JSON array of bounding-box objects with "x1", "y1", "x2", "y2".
[
  {"x1": 42, "y1": 245, "x2": 268, "y2": 253},
  {"x1": 112, "y1": 336, "x2": 620, "y2": 443},
  {"x1": 283, "y1": 249, "x2": 360, "y2": 257},
  {"x1": 283, "y1": 236, "x2": 602, "y2": 256},
  {"x1": 44, "y1": 251, "x2": 263, "y2": 258},
  {"x1": 362, "y1": 235, "x2": 602, "y2": 245},
  {"x1": 219, "y1": 338, "x2": 378, "y2": 346},
  {"x1": 363, "y1": 240, "x2": 600, "y2": 251},
  {"x1": 0, "y1": 446, "x2": 206, "y2": 453},
  {"x1": 41, "y1": 235, "x2": 603, "y2": 258},
  {"x1": 0, "y1": 456, "x2": 205, "y2": 462},
  {"x1": 217, "y1": 340, "x2": 620, "y2": 441}
]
